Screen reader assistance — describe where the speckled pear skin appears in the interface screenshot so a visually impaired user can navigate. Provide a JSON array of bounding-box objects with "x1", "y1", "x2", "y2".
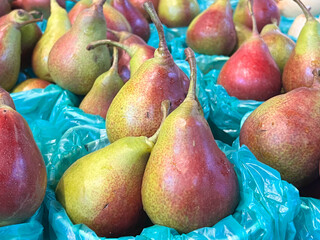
[
  {"x1": 11, "y1": 78, "x2": 51, "y2": 93},
  {"x1": 0, "y1": 87, "x2": 15, "y2": 109},
  {"x1": 0, "y1": 0, "x2": 11, "y2": 17},
  {"x1": 0, "y1": 9, "x2": 42, "y2": 69},
  {"x1": 32, "y1": 0, "x2": 71, "y2": 81},
  {"x1": 141, "y1": 48, "x2": 239, "y2": 233},
  {"x1": 282, "y1": 0, "x2": 320, "y2": 92},
  {"x1": 79, "y1": 48, "x2": 124, "y2": 118},
  {"x1": 261, "y1": 23, "x2": 295, "y2": 73},
  {"x1": 233, "y1": 0, "x2": 280, "y2": 33},
  {"x1": 105, "y1": 2, "x2": 187, "y2": 143},
  {"x1": 158, "y1": 0, "x2": 200, "y2": 28},
  {"x1": 186, "y1": 0, "x2": 236, "y2": 56},
  {"x1": 240, "y1": 87, "x2": 320, "y2": 188},
  {"x1": 55, "y1": 136, "x2": 155, "y2": 237},
  {"x1": 48, "y1": 0, "x2": 111, "y2": 95}
]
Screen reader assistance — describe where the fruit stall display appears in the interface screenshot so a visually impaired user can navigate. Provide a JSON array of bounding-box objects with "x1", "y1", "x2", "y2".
[{"x1": 0, "y1": 0, "x2": 320, "y2": 239}]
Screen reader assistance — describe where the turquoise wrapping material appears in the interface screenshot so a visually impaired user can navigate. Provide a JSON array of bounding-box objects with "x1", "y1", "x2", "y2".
[{"x1": 5, "y1": 0, "x2": 320, "y2": 239}]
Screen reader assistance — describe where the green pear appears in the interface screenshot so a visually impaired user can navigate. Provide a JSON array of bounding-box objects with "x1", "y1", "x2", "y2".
[
  {"x1": 0, "y1": 87, "x2": 15, "y2": 109},
  {"x1": 32, "y1": 0, "x2": 71, "y2": 81},
  {"x1": 282, "y1": 0, "x2": 320, "y2": 92},
  {"x1": 141, "y1": 48, "x2": 239, "y2": 233},
  {"x1": 56, "y1": 101, "x2": 170, "y2": 238},
  {"x1": 234, "y1": 22, "x2": 252, "y2": 51},
  {"x1": 79, "y1": 47, "x2": 124, "y2": 118},
  {"x1": 48, "y1": 0, "x2": 111, "y2": 95},
  {"x1": 158, "y1": 0, "x2": 200, "y2": 28},
  {"x1": 261, "y1": 21, "x2": 296, "y2": 73},
  {"x1": 186, "y1": 0, "x2": 236, "y2": 56}
]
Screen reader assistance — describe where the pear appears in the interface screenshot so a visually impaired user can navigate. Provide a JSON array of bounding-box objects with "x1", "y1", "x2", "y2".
[
  {"x1": 105, "y1": 2, "x2": 188, "y2": 143},
  {"x1": 11, "y1": 78, "x2": 52, "y2": 93},
  {"x1": 186, "y1": 0, "x2": 236, "y2": 56},
  {"x1": 110, "y1": 0, "x2": 150, "y2": 42},
  {"x1": 79, "y1": 47, "x2": 124, "y2": 118},
  {"x1": 87, "y1": 38, "x2": 155, "y2": 82},
  {"x1": 128, "y1": 0, "x2": 159, "y2": 21},
  {"x1": 233, "y1": 0, "x2": 280, "y2": 33},
  {"x1": 48, "y1": 0, "x2": 111, "y2": 95},
  {"x1": 261, "y1": 21, "x2": 296, "y2": 73},
  {"x1": 0, "y1": 16, "x2": 43, "y2": 91},
  {"x1": 0, "y1": 9, "x2": 42, "y2": 69},
  {"x1": 56, "y1": 101, "x2": 170, "y2": 238},
  {"x1": 0, "y1": 87, "x2": 15, "y2": 109},
  {"x1": 0, "y1": 104, "x2": 47, "y2": 226},
  {"x1": 32, "y1": 0, "x2": 71, "y2": 82},
  {"x1": 282, "y1": 0, "x2": 320, "y2": 92},
  {"x1": 240, "y1": 70, "x2": 320, "y2": 188},
  {"x1": 158, "y1": 0, "x2": 200, "y2": 28},
  {"x1": 233, "y1": 22, "x2": 252, "y2": 51},
  {"x1": 217, "y1": 0, "x2": 281, "y2": 101},
  {"x1": 0, "y1": 0, "x2": 11, "y2": 17},
  {"x1": 68, "y1": 0, "x2": 132, "y2": 40},
  {"x1": 142, "y1": 47, "x2": 239, "y2": 233}
]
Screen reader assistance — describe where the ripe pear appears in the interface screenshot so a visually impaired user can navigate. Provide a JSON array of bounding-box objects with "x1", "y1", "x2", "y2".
[
  {"x1": 56, "y1": 101, "x2": 170, "y2": 238},
  {"x1": 0, "y1": 104, "x2": 47, "y2": 226},
  {"x1": 110, "y1": 0, "x2": 150, "y2": 42},
  {"x1": 79, "y1": 47, "x2": 124, "y2": 118},
  {"x1": 0, "y1": 87, "x2": 15, "y2": 109},
  {"x1": 282, "y1": 0, "x2": 320, "y2": 92},
  {"x1": 0, "y1": 0, "x2": 11, "y2": 17},
  {"x1": 0, "y1": 9, "x2": 42, "y2": 69},
  {"x1": 48, "y1": 0, "x2": 111, "y2": 95},
  {"x1": 11, "y1": 78, "x2": 52, "y2": 93},
  {"x1": 0, "y1": 17, "x2": 43, "y2": 91},
  {"x1": 105, "y1": 2, "x2": 188, "y2": 143},
  {"x1": 233, "y1": 0, "x2": 280, "y2": 33},
  {"x1": 87, "y1": 39, "x2": 155, "y2": 82},
  {"x1": 217, "y1": 0, "x2": 281, "y2": 101},
  {"x1": 261, "y1": 21, "x2": 296, "y2": 73},
  {"x1": 142, "y1": 48, "x2": 239, "y2": 233},
  {"x1": 128, "y1": 0, "x2": 159, "y2": 21},
  {"x1": 233, "y1": 22, "x2": 252, "y2": 51},
  {"x1": 240, "y1": 72, "x2": 320, "y2": 187},
  {"x1": 186, "y1": 0, "x2": 236, "y2": 56},
  {"x1": 32, "y1": 0, "x2": 71, "y2": 81},
  {"x1": 68, "y1": 0, "x2": 132, "y2": 40},
  {"x1": 158, "y1": 0, "x2": 200, "y2": 28}
]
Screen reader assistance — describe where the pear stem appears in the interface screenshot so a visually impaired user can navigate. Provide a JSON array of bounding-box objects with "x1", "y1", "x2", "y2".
[
  {"x1": 293, "y1": 0, "x2": 315, "y2": 21},
  {"x1": 111, "y1": 47, "x2": 119, "y2": 72},
  {"x1": 16, "y1": 15, "x2": 44, "y2": 29},
  {"x1": 95, "y1": 0, "x2": 106, "y2": 8},
  {"x1": 28, "y1": 10, "x2": 42, "y2": 17},
  {"x1": 185, "y1": 48, "x2": 197, "y2": 100},
  {"x1": 86, "y1": 39, "x2": 135, "y2": 56},
  {"x1": 143, "y1": 2, "x2": 168, "y2": 55},
  {"x1": 148, "y1": 100, "x2": 170, "y2": 144},
  {"x1": 247, "y1": 0, "x2": 258, "y2": 35}
]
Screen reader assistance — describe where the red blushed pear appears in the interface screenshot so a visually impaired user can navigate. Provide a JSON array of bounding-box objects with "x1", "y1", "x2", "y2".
[
  {"x1": 87, "y1": 38, "x2": 155, "y2": 83},
  {"x1": 110, "y1": 0, "x2": 150, "y2": 42},
  {"x1": 128, "y1": 0, "x2": 159, "y2": 21},
  {"x1": 0, "y1": 105, "x2": 47, "y2": 226},
  {"x1": 0, "y1": 9, "x2": 42, "y2": 69},
  {"x1": 105, "y1": 2, "x2": 189, "y2": 143},
  {"x1": 217, "y1": 0, "x2": 281, "y2": 101},
  {"x1": 79, "y1": 47, "x2": 124, "y2": 118},
  {"x1": 240, "y1": 69, "x2": 320, "y2": 188},
  {"x1": 141, "y1": 48, "x2": 239, "y2": 233},
  {"x1": 11, "y1": 78, "x2": 52, "y2": 93},
  {"x1": 56, "y1": 101, "x2": 170, "y2": 238},
  {"x1": 0, "y1": 16, "x2": 43, "y2": 91},
  {"x1": 68, "y1": 0, "x2": 132, "y2": 41},
  {"x1": 0, "y1": 87, "x2": 15, "y2": 109},
  {"x1": 186, "y1": 0, "x2": 236, "y2": 56},
  {"x1": 233, "y1": 0, "x2": 280, "y2": 33},
  {"x1": 0, "y1": 0, "x2": 11, "y2": 17},
  {"x1": 282, "y1": 0, "x2": 320, "y2": 92}
]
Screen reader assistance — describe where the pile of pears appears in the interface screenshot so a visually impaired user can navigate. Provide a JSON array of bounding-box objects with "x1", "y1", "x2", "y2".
[{"x1": 1, "y1": 0, "x2": 320, "y2": 237}]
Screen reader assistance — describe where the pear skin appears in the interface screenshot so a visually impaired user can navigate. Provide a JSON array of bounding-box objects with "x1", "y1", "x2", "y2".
[
  {"x1": 0, "y1": 0, "x2": 11, "y2": 17},
  {"x1": 142, "y1": 48, "x2": 239, "y2": 233},
  {"x1": 0, "y1": 87, "x2": 15, "y2": 109},
  {"x1": 128, "y1": 0, "x2": 159, "y2": 21},
  {"x1": 11, "y1": 79, "x2": 52, "y2": 93},
  {"x1": 32, "y1": 0, "x2": 71, "y2": 81}
]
